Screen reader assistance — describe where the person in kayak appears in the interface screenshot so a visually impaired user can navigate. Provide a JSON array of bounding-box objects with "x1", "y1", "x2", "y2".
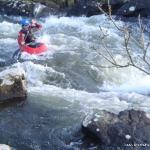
[
  {"x1": 12, "y1": 18, "x2": 42, "y2": 59},
  {"x1": 18, "y1": 18, "x2": 42, "y2": 46}
]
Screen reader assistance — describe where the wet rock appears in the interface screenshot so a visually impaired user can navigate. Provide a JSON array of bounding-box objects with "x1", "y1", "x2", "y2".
[
  {"x1": 68, "y1": 0, "x2": 150, "y2": 17},
  {"x1": 0, "y1": 67, "x2": 27, "y2": 102},
  {"x1": 0, "y1": 0, "x2": 34, "y2": 17},
  {"x1": 67, "y1": 0, "x2": 100, "y2": 17},
  {"x1": 0, "y1": 0, "x2": 77, "y2": 17},
  {"x1": 0, "y1": 0, "x2": 150, "y2": 17},
  {"x1": 0, "y1": 0, "x2": 55, "y2": 17},
  {"x1": 0, "y1": 144, "x2": 12, "y2": 150},
  {"x1": 117, "y1": 0, "x2": 150, "y2": 17},
  {"x1": 67, "y1": 0, "x2": 126, "y2": 17},
  {"x1": 82, "y1": 109, "x2": 150, "y2": 149},
  {"x1": 98, "y1": 0, "x2": 150, "y2": 17}
]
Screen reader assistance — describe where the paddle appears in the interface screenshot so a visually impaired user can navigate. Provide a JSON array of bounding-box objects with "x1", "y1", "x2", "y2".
[
  {"x1": 12, "y1": 49, "x2": 21, "y2": 60},
  {"x1": 33, "y1": 3, "x2": 46, "y2": 18}
]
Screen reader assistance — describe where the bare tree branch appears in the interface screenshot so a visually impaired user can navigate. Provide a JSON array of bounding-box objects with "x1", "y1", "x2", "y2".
[{"x1": 93, "y1": 1, "x2": 150, "y2": 75}]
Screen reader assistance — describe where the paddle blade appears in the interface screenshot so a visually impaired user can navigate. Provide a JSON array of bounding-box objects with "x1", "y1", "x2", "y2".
[{"x1": 33, "y1": 3, "x2": 46, "y2": 18}]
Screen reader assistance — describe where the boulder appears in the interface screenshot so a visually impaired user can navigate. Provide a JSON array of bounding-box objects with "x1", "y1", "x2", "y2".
[
  {"x1": 0, "y1": 0, "x2": 76, "y2": 17},
  {"x1": 67, "y1": 0, "x2": 100, "y2": 17},
  {"x1": 67, "y1": 0, "x2": 150, "y2": 17},
  {"x1": 0, "y1": 0, "x2": 34, "y2": 16},
  {"x1": 0, "y1": 67, "x2": 27, "y2": 102},
  {"x1": 117, "y1": 0, "x2": 150, "y2": 17},
  {"x1": 0, "y1": 0, "x2": 55, "y2": 17},
  {"x1": 0, "y1": 0, "x2": 150, "y2": 17},
  {"x1": 82, "y1": 109, "x2": 150, "y2": 149},
  {"x1": 67, "y1": 0, "x2": 127, "y2": 17}
]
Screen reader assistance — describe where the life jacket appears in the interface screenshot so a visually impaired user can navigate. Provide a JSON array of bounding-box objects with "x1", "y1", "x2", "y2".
[{"x1": 18, "y1": 29, "x2": 34, "y2": 45}]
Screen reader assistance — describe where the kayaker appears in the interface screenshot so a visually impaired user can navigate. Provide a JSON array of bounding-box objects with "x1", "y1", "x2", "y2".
[
  {"x1": 12, "y1": 18, "x2": 42, "y2": 59},
  {"x1": 18, "y1": 18, "x2": 42, "y2": 46}
]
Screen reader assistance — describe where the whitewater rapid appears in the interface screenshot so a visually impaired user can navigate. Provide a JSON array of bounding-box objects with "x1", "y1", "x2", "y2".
[
  {"x1": 0, "y1": 14, "x2": 150, "y2": 150},
  {"x1": 0, "y1": 15, "x2": 150, "y2": 113},
  {"x1": 0, "y1": 15, "x2": 150, "y2": 109}
]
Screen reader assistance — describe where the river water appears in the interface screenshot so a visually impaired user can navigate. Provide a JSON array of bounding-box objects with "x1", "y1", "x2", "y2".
[{"x1": 0, "y1": 15, "x2": 150, "y2": 149}]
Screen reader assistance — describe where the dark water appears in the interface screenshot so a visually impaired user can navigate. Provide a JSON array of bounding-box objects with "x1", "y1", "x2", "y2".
[{"x1": 0, "y1": 97, "x2": 86, "y2": 150}]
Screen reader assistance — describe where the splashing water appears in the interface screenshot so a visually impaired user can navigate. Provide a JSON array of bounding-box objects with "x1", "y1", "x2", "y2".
[{"x1": 0, "y1": 14, "x2": 150, "y2": 149}]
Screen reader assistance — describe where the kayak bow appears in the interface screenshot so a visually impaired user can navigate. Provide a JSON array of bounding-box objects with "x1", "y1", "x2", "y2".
[{"x1": 20, "y1": 43, "x2": 48, "y2": 54}]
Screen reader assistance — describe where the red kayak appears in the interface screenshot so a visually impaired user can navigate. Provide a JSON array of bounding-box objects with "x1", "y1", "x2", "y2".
[{"x1": 20, "y1": 43, "x2": 48, "y2": 54}]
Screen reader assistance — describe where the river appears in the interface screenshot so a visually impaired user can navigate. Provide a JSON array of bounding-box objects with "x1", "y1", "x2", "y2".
[{"x1": 0, "y1": 14, "x2": 150, "y2": 150}]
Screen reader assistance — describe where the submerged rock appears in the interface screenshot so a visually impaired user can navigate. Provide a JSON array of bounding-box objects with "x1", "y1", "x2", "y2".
[
  {"x1": 82, "y1": 109, "x2": 150, "y2": 149},
  {"x1": 0, "y1": 67, "x2": 27, "y2": 102}
]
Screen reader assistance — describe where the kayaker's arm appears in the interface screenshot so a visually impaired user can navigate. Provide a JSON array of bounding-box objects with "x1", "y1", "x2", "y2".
[
  {"x1": 18, "y1": 32, "x2": 25, "y2": 46},
  {"x1": 30, "y1": 19, "x2": 42, "y2": 32}
]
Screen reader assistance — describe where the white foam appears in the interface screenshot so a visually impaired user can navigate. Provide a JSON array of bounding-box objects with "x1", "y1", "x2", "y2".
[
  {"x1": 28, "y1": 84, "x2": 129, "y2": 114},
  {"x1": 27, "y1": 80, "x2": 150, "y2": 114},
  {"x1": 16, "y1": 61, "x2": 66, "y2": 87},
  {"x1": 1, "y1": 15, "x2": 150, "y2": 114},
  {"x1": 103, "y1": 74, "x2": 150, "y2": 95},
  {"x1": 125, "y1": 135, "x2": 131, "y2": 140},
  {"x1": 0, "y1": 144, "x2": 11, "y2": 150},
  {"x1": 0, "y1": 21, "x2": 20, "y2": 37},
  {"x1": 129, "y1": 6, "x2": 135, "y2": 12}
]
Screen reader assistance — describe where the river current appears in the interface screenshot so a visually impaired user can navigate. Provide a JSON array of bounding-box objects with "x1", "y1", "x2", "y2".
[{"x1": 0, "y1": 15, "x2": 150, "y2": 149}]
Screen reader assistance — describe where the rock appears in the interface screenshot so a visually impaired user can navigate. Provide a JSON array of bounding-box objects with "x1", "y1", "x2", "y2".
[
  {"x1": 0, "y1": 67, "x2": 27, "y2": 102},
  {"x1": 0, "y1": 144, "x2": 12, "y2": 150},
  {"x1": 0, "y1": 0, "x2": 150, "y2": 17},
  {"x1": 0, "y1": 0, "x2": 34, "y2": 16},
  {"x1": 67, "y1": 0, "x2": 100, "y2": 17},
  {"x1": 82, "y1": 109, "x2": 150, "y2": 149},
  {"x1": 67, "y1": 0, "x2": 126, "y2": 17},
  {"x1": 0, "y1": 0, "x2": 57, "y2": 17},
  {"x1": 117, "y1": 0, "x2": 150, "y2": 17},
  {"x1": 101, "y1": 0, "x2": 125, "y2": 14},
  {"x1": 95, "y1": 0, "x2": 150, "y2": 17},
  {"x1": 0, "y1": 0, "x2": 77, "y2": 17}
]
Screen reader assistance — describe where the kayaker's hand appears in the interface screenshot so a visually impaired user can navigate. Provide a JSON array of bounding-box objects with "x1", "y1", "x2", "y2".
[
  {"x1": 31, "y1": 19, "x2": 36, "y2": 26},
  {"x1": 20, "y1": 41, "x2": 25, "y2": 45}
]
